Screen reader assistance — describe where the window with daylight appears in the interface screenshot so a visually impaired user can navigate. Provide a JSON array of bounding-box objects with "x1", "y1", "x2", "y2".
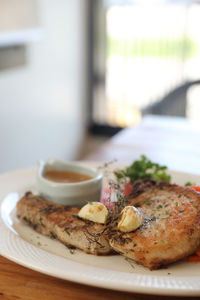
[{"x1": 89, "y1": 0, "x2": 200, "y2": 135}]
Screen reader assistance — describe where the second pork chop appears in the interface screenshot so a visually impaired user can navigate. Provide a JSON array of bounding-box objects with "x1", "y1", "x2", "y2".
[{"x1": 110, "y1": 180, "x2": 200, "y2": 269}]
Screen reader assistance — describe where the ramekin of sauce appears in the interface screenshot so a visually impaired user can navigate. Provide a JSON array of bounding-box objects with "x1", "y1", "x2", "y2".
[
  {"x1": 36, "y1": 158, "x2": 102, "y2": 206},
  {"x1": 43, "y1": 169, "x2": 93, "y2": 183}
]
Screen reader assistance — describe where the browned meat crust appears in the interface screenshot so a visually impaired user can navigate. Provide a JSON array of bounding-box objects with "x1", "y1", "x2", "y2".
[
  {"x1": 110, "y1": 180, "x2": 200, "y2": 269},
  {"x1": 17, "y1": 192, "x2": 112, "y2": 255},
  {"x1": 17, "y1": 181, "x2": 200, "y2": 270}
]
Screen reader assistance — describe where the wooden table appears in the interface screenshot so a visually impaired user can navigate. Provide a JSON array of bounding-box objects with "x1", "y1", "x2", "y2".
[
  {"x1": 86, "y1": 115, "x2": 200, "y2": 175},
  {"x1": 1, "y1": 115, "x2": 200, "y2": 300}
]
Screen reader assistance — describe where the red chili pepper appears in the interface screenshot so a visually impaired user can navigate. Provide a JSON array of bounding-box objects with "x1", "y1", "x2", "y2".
[
  {"x1": 187, "y1": 185, "x2": 200, "y2": 192},
  {"x1": 187, "y1": 255, "x2": 200, "y2": 262},
  {"x1": 186, "y1": 248, "x2": 200, "y2": 262},
  {"x1": 124, "y1": 182, "x2": 133, "y2": 197}
]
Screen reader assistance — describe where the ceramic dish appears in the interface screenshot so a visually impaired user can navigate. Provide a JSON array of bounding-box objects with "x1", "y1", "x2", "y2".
[
  {"x1": 0, "y1": 163, "x2": 200, "y2": 296},
  {"x1": 36, "y1": 159, "x2": 102, "y2": 206}
]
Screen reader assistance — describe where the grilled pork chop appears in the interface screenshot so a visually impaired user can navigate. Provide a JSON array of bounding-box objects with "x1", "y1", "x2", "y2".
[
  {"x1": 17, "y1": 192, "x2": 112, "y2": 255},
  {"x1": 110, "y1": 180, "x2": 200, "y2": 269}
]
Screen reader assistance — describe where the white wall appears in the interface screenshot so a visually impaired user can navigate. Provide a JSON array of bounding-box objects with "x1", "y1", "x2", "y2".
[{"x1": 0, "y1": 0, "x2": 88, "y2": 172}]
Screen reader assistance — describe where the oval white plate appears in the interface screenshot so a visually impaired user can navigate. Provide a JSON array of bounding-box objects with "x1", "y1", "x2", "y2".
[{"x1": 0, "y1": 163, "x2": 200, "y2": 296}]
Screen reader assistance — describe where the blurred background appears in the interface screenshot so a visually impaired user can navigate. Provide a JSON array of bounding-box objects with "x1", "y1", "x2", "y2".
[{"x1": 0, "y1": 0, "x2": 200, "y2": 172}]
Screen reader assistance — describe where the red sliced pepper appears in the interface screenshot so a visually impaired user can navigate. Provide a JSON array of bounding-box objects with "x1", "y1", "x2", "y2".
[
  {"x1": 187, "y1": 185, "x2": 200, "y2": 192},
  {"x1": 187, "y1": 255, "x2": 200, "y2": 262},
  {"x1": 124, "y1": 182, "x2": 132, "y2": 197}
]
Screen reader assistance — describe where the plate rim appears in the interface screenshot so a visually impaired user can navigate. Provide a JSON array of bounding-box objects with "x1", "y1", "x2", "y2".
[{"x1": 0, "y1": 165, "x2": 200, "y2": 296}]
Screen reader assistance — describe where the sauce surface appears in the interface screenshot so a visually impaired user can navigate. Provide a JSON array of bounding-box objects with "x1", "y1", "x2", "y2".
[{"x1": 44, "y1": 170, "x2": 92, "y2": 183}]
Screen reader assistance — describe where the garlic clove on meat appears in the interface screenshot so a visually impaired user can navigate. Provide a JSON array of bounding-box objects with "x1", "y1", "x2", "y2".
[
  {"x1": 78, "y1": 202, "x2": 108, "y2": 224},
  {"x1": 118, "y1": 206, "x2": 143, "y2": 233}
]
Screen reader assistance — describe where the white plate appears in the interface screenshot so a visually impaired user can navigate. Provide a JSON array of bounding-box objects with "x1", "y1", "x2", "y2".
[{"x1": 0, "y1": 163, "x2": 200, "y2": 296}]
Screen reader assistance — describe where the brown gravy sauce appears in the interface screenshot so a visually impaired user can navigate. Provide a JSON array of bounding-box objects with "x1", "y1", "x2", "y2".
[{"x1": 43, "y1": 169, "x2": 92, "y2": 183}]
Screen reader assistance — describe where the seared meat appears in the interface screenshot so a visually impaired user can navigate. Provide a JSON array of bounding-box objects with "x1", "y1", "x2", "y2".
[
  {"x1": 17, "y1": 192, "x2": 112, "y2": 255},
  {"x1": 17, "y1": 181, "x2": 200, "y2": 269},
  {"x1": 110, "y1": 180, "x2": 200, "y2": 269}
]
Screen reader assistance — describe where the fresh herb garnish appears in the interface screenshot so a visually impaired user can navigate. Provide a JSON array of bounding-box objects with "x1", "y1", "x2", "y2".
[
  {"x1": 185, "y1": 181, "x2": 196, "y2": 186},
  {"x1": 115, "y1": 155, "x2": 171, "y2": 183}
]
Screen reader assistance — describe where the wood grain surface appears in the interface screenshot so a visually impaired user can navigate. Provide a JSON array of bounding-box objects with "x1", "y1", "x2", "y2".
[{"x1": 0, "y1": 255, "x2": 196, "y2": 300}]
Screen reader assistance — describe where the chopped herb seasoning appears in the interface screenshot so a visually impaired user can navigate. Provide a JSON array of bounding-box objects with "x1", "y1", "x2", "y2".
[
  {"x1": 40, "y1": 207, "x2": 59, "y2": 214},
  {"x1": 50, "y1": 232, "x2": 57, "y2": 239},
  {"x1": 65, "y1": 244, "x2": 76, "y2": 254},
  {"x1": 145, "y1": 200, "x2": 152, "y2": 205},
  {"x1": 65, "y1": 228, "x2": 72, "y2": 236}
]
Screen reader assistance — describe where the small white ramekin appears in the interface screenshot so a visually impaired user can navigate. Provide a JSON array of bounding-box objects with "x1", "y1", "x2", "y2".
[{"x1": 36, "y1": 158, "x2": 102, "y2": 206}]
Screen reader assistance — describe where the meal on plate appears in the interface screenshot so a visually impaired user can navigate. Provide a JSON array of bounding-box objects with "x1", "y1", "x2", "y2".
[{"x1": 16, "y1": 155, "x2": 200, "y2": 270}]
